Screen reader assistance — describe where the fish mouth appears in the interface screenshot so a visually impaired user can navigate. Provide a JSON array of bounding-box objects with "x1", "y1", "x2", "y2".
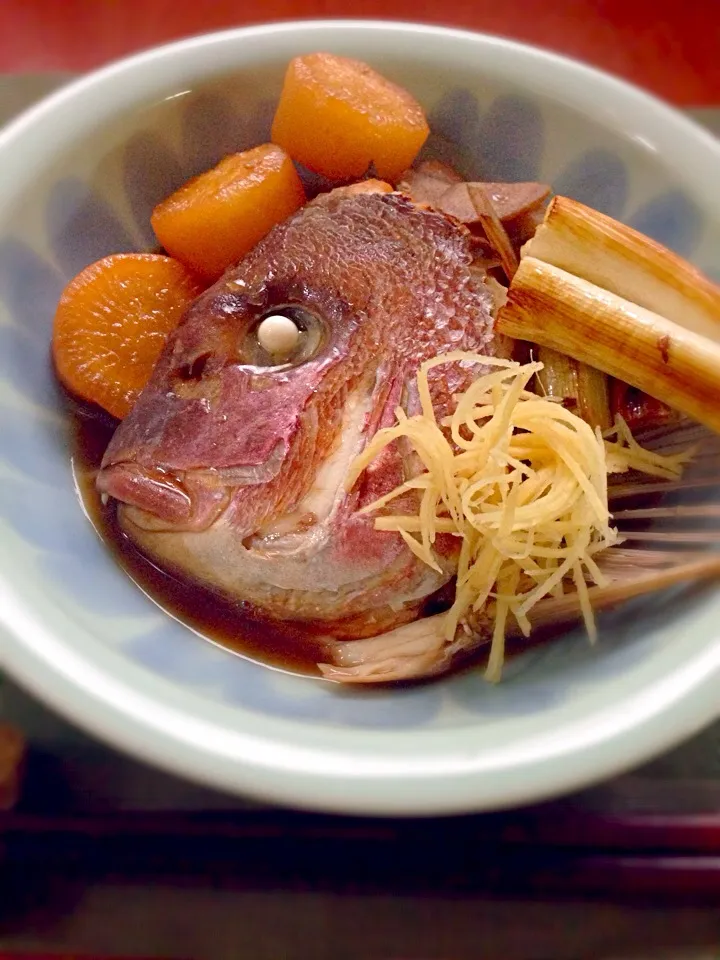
[
  {"x1": 98, "y1": 439, "x2": 289, "y2": 533},
  {"x1": 97, "y1": 462, "x2": 229, "y2": 533}
]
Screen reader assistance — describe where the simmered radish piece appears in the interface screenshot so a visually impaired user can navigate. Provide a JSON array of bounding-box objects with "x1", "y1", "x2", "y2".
[
  {"x1": 271, "y1": 53, "x2": 429, "y2": 183},
  {"x1": 151, "y1": 144, "x2": 306, "y2": 282},
  {"x1": 53, "y1": 253, "x2": 204, "y2": 419}
]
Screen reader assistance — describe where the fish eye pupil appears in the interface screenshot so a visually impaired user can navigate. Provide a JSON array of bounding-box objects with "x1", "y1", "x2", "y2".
[{"x1": 257, "y1": 313, "x2": 301, "y2": 356}]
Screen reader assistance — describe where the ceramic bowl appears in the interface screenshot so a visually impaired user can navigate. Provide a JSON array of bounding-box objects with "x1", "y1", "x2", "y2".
[{"x1": 0, "y1": 21, "x2": 718, "y2": 815}]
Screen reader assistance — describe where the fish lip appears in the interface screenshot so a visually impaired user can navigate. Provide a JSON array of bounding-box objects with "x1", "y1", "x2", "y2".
[
  {"x1": 97, "y1": 462, "x2": 192, "y2": 525},
  {"x1": 97, "y1": 462, "x2": 228, "y2": 533},
  {"x1": 98, "y1": 440, "x2": 287, "y2": 533}
]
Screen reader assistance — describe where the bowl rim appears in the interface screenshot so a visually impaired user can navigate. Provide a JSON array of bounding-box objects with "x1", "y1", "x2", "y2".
[{"x1": 0, "y1": 18, "x2": 719, "y2": 816}]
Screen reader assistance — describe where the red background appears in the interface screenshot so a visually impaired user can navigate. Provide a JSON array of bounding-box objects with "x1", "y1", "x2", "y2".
[{"x1": 0, "y1": 0, "x2": 716, "y2": 106}]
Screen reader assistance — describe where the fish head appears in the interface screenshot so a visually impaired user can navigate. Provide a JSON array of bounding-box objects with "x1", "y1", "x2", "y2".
[{"x1": 98, "y1": 191, "x2": 497, "y2": 628}]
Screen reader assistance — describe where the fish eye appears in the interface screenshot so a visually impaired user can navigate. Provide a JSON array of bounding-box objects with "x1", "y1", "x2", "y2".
[
  {"x1": 257, "y1": 314, "x2": 301, "y2": 355},
  {"x1": 240, "y1": 305, "x2": 327, "y2": 368}
]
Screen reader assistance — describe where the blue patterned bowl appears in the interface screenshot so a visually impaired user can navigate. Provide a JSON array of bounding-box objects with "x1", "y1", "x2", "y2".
[{"x1": 0, "y1": 21, "x2": 718, "y2": 815}]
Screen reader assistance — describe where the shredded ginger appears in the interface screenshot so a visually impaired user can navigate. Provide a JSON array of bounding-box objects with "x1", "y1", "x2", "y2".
[{"x1": 345, "y1": 352, "x2": 690, "y2": 681}]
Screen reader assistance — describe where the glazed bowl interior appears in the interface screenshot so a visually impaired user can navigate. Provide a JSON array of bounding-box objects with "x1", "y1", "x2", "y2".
[{"x1": 0, "y1": 21, "x2": 718, "y2": 815}]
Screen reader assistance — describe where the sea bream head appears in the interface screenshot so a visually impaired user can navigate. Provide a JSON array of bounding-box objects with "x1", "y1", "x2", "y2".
[{"x1": 97, "y1": 188, "x2": 498, "y2": 638}]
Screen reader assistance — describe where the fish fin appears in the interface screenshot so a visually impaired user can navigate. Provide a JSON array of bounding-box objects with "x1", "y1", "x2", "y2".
[
  {"x1": 529, "y1": 552, "x2": 720, "y2": 630},
  {"x1": 318, "y1": 613, "x2": 480, "y2": 683}
]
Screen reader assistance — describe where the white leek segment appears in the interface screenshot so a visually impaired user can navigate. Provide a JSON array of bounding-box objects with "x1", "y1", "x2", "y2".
[
  {"x1": 522, "y1": 196, "x2": 720, "y2": 343},
  {"x1": 496, "y1": 257, "x2": 720, "y2": 435}
]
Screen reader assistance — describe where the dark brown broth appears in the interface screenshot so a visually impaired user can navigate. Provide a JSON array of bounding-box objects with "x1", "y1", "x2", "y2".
[{"x1": 69, "y1": 403, "x2": 330, "y2": 676}]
